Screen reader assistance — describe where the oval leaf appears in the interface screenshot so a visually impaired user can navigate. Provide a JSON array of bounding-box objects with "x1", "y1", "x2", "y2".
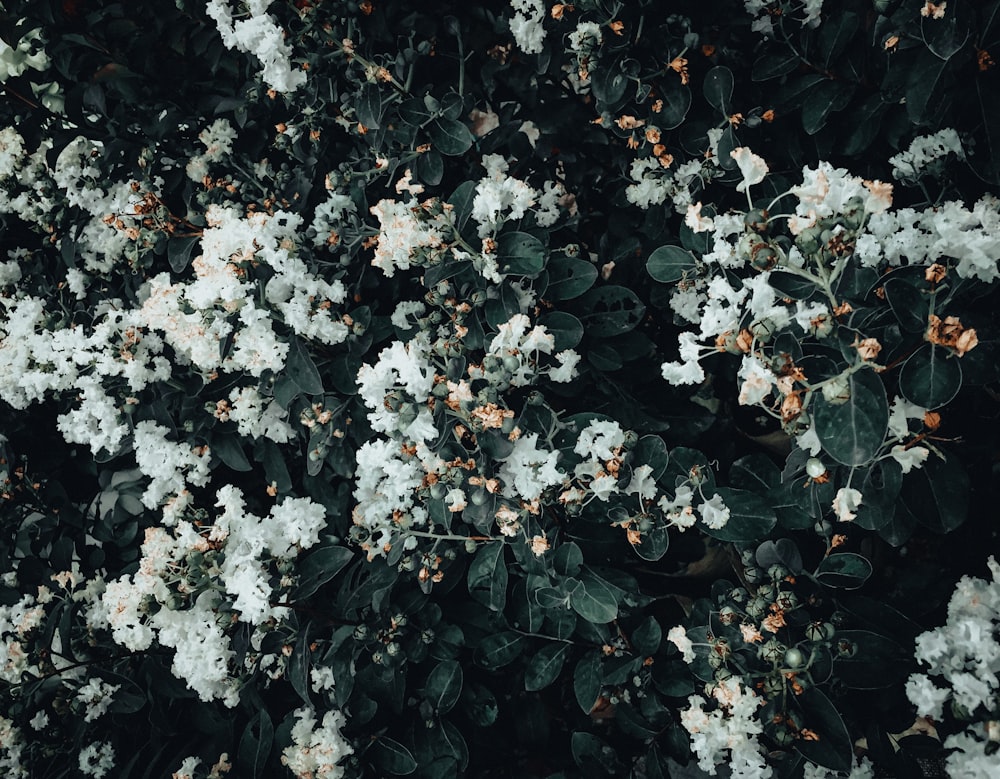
[
  {"x1": 647, "y1": 245, "x2": 697, "y2": 284},
  {"x1": 898, "y1": 344, "x2": 962, "y2": 409},
  {"x1": 816, "y1": 553, "x2": 873, "y2": 589},
  {"x1": 812, "y1": 368, "x2": 889, "y2": 466},
  {"x1": 425, "y1": 660, "x2": 463, "y2": 714},
  {"x1": 524, "y1": 643, "x2": 569, "y2": 691}
]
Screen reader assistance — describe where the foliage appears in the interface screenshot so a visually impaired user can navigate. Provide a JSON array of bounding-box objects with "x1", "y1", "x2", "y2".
[{"x1": 1, "y1": 0, "x2": 999, "y2": 777}]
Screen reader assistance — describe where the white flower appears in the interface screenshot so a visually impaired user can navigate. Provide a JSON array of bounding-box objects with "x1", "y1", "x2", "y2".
[
  {"x1": 667, "y1": 626, "x2": 695, "y2": 663},
  {"x1": 508, "y1": 0, "x2": 546, "y2": 54},
  {"x1": 832, "y1": 487, "x2": 863, "y2": 522},
  {"x1": 730, "y1": 147, "x2": 769, "y2": 193},
  {"x1": 698, "y1": 494, "x2": 731, "y2": 530},
  {"x1": 890, "y1": 444, "x2": 929, "y2": 474}
]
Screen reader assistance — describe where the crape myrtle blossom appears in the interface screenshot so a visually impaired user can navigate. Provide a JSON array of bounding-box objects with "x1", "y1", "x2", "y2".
[
  {"x1": 206, "y1": 0, "x2": 306, "y2": 93},
  {"x1": 679, "y1": 677, "x2": 773, "y2": 777},
  {"x1": 906, "y1": 558, "x2": 1000, "y2": 777},
  {"x1": 508, "y1": 0, "x2": 546, "y2": 54},
  {"x1": 90, "y1": 486, "x2": 326, "y2": 705}
]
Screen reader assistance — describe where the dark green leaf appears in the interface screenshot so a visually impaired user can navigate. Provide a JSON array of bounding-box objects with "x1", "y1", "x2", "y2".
[
  {"x1": 524, "y1": 643, "x2": 569, "y2": 691},
  {"x1": 657, "y1": 82, "x2": 692, "y2": 129},
  {"x1": 647, "y1": 245, "x2": 697, "y2": 284},
  {"x1": 812, "y1": 368, "x2": 889, "y2": 466},
  {"x1": 819, "y1": 12, "x2": 860, "y2": 68},
  {"x1": 167, "y1": 235, "x2": 199, "y2": 273},
  {"x1": 237, "y1": 710, "x2": 273, "y2": 779},
  {"x1": 793, "y1": 688, "x2": 854, "y2": 773},
  {"x1": 545, "y1": 255, "x2": 598, "y2": 300},
  {"x1": 802, "y1": 80, "x2": 855, "y2": 135},
  {"x1": 632, "y1": 616, "x2": 662, "y2": 655},
  {"x1": 497, "y1": 231, "x2": 545, "y2": 276},
  {"x1": 289, "y1": 628, "x2": 312, "y2": 704},
  {"x1": 575, "y1": 286, "x2": 645, "y2": 338},
  {"x1": 425, "y1": 660, "x2": 463, "y2": 714},
  {"x1": 468, "y1": 541, "x2": 508, "y2": 612},
  {"x1": 703, "y1": 66, "x2": 734, "y2": 115},
  {"x1": 293, "y1": 546, "x2": 355, "y2": 599},
  {"x1": 752, "y1": 51, "x2": 801, "y2": 81},
  {"x1": 632, "y1": 523, "x2": 670, "y2": 561},
  {"x1": 356, "y1": 83, "x2": 384, "y2": 130},
  {"x1": 632, "y1": 435, "x2": 669, "y2": 481},
  {"x1": 371, "y1": 738, "x2": 418, "y2": 775},
  {"x1": 474, "y1": 631, "x2": 525, "y2": 669},
  {"x1": 816, "y1": 553, "x2": 873, "y2": 589},
  {"x1": 553, "y1": 541, "x2": 583, "y2": 576},
  {"x1": 541, "y1": 311, "x2": 583, "y2": 350},
  {"x1": 212, "y1": 432, "x2": 252, "y2": 472},
  {"x1": 573, "y1": 651, "x2": 602, "y2": 713},
  {"x1": 833, "y1": 630, "x2": 910, "y2": 689},
  {"x1": 570, "y1": 569, "x2": 618, "y2": 623},
  {"x1": 883, "y1": 277, "x2": 929, "y2": 333},
  {"x1": 428, "y1": 118, "x2": 474, "y2": 156},
  {"x1": 286, "y1": 338, "x2": 324, "y2": 395},
  {"x1": 898, "y1": 449, "x2": 969, "y2": 534},
  {"x1": 898, "y1": 344, "x2": 962, "y2": 409},
  {"x1": 906, "y1": 50, "x2": 949, "y2": 125}
]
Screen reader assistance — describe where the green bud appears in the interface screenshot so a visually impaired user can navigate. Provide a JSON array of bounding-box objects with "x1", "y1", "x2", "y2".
[{"x1": 783, "y1": 647, "x2": 805, "y2": 668}]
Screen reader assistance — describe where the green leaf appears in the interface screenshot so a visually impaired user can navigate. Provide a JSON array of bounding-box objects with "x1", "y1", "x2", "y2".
[
  {"x1": 729, "y1": 453, "x2": 780, "y2": 492},
  {"x1": 428, "y1": 118, "x2": 474, "y2": 156},
  {"x1": 833, "y1": 630, "x2": 909, "y2": 689},
  {"x1": 701, "y1": 487, "x2": 777, "y2": 543},
  {"x1": 843, "y1": 94, "x2": 888, "y2": 156},
  {"x1": 570, "y1": 569, "x2": 618, "y2": 623},
  {"x1": 167, "y1": 235, "x2": 199, "y2": 273},
  {"x1": 371, "y1": 738, "x2": 418, "y2": 775},
  {"x1": 752, "y1": 51, "x2": 801, "y2": 81},
  {"x1": 591, "y1": 60, "x2": 629, "y2": 107},
  {"x1": 425, "y1": 660, "x2": 463, "y2": 714},
  {"x1": 812, "y1": 368, "x2": 889, "y2": 466},
  {"x1": 793, "y1": 688, "x2": 854, "y2": 774},
  {"x1": 802, "y1": 80, "x2": 855, "y2": 135},
  {"x1": 524, "y1": 643, "x2": 570, "y2": 691},
  {"x1": 571, "y1": 732, "x2": 623, "y2": 775},
  {"x1": 575, "y1": 286, "x2": 645, "y2": 338},
  {"x1": 286, "y1": 338, "x2": 324, "y2": 395},
  {"x1": 259, "y1": 439, "x2": 292, "y2": 493},
  {"x1": 816, "y1": 553, "x2": 873, "y2": 589},
  {"x1": 447, "y1": 180, "x2": 477, "y2": 234},
  {"x1": 819, "y1": 11, "x2": 859, "y2": 68},
  {"x1": 633, "y1": 523, "x2": 670, "y2": 562},
  {"x1": 553, "y1": 541, "x2": 583, "y2": 576},
  {"x1": 212, "y1": 432, "x2": 252, "y2": 472},
  {"x1": 631, "y1": 616, "x2": 662, "y2": 655},
  {"x1": 898, "y1": 449, "x2": 969, "y2": 534},
  {"x1": 657, "y1": 82, "x2": 692, "y2": 130},
  {"x1": 497, "y1": 231, "x2": 546, "y2": 276},
  {"x1": 467, "y1": 541, "x2": 508, "y2": 612},
  {"x1": 461, "y1": 682, "x2": 498, "y2": 726},
  {"x1": 632, "y1": 435, "x2": 669, "y2": 481},
  {"x1": 573, "y1": 651, "x2": 602, "y2": 714},
  {"x1": 906, "y1": 50, "x2": 949, "y2": 125},
  {"x1": 293, "y1": 546, "x2": 355, "y2": 599},
  {"x1": 356, "y1": 83, "x2": 384, "y2": 129},
  {"x1": 474, "y1": 631, "x2": 525, "y2": 669},
  {"x1": 703, "y1": 66, "x2": 734, "y2": 115},
  {"x1": 883, "y1": 277, "x2": 929, "y2": 333},
  {"x1": 755, "y1": 538, "x2": 803, "y2": 573},
  {"x1": 545, "y1": 255, "x2": 598, "y2": 300},
  {"x1": 898, "y1": 344, "x2": 962, "y2": 409},
  {"x1": 414, "y1": 150, "x2": 444, "y2": 186},
  {"x1": 540, "y1": 311, "x2": 583, "y2": 350},
  {"x1": 237, "y1": 710, "x2": 273, "y2": 779},
  {"x1": 646, "y1": 245, "x2": 697, "y2": 284},
  {"x1": 289, "y1": 628, "x2": 312, "y2": 704}
]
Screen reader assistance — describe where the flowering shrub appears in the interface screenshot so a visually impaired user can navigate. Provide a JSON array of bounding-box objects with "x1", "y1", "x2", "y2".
[{"x1": 1, "y1": 0, "x2": 999, "y2": 777}]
